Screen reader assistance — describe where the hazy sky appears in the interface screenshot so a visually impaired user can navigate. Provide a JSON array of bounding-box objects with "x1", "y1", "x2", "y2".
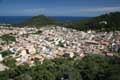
[{"x1": 0, "y1": 0, "x2": 120, "y2": 16}]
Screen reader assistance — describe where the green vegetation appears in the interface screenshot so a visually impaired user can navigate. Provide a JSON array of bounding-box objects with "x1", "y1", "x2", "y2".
[
  {"x1": 62, "y1": 12, "x2": 120, "y2": 31},
  {"x1": 2, "y1": 56, "x2": 16, "y2": 68},
  {"x1": 32, "y1": 30, "x2": 43, "y2": 34},
  {"x1": 22, "y1": 12, "x2": 120, "y2": 31},
  {"x1": 0, "y1": 34, "x2": 16, "y2": 44},
  {"x1": 23, "y1": 15, "x2": 57, "y2": 28},
  {"x1": 0, "y1": 50, "x2": 14, "y2": 57},
  {"x1": 0, "y1": 55, "x2": 120, "y2": 80}
]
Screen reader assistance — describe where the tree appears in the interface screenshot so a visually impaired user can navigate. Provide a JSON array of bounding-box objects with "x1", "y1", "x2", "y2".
[
  {"x1": 0, "y1": 34, "x2": 16, "y2": 44},
  {"x1": 0, "y1": 55, "x2": 120, "y2": 80}
]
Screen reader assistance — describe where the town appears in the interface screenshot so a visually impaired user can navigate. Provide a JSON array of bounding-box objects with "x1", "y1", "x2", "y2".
[{"x1": 0, "y1": 25, "x2": 120, "y2": 71}]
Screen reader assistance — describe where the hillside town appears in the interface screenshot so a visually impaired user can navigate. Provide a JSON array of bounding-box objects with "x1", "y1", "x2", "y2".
[{"x1": 0, "y1": 26, "x2": 120, "y2": 70}]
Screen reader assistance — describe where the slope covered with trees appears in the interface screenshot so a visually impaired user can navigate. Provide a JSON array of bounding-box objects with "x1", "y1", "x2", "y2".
[
  {"x1": 0, "y1": 55, "x2": 120, "y2": 80},
  {"x1": 62, "y1": 12, "x2": 120, "y2": 31},
  {"x1": 23, "y1": 15, "x2": 57, "y2": 27}
]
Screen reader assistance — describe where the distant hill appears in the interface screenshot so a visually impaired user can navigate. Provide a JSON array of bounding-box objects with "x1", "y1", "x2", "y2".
[
  {"x1": 63, "y1": 12, "x2": 120, "y2": 31},
  {"x1": 22, "y1": 12, "x2": 120, "y2": 31},
  {"x1": 23, "y1": 15, "x2": 57, "y2": 27},
  {"x1": 22, "y1": 15, "x2": 90, "y2": 27}
]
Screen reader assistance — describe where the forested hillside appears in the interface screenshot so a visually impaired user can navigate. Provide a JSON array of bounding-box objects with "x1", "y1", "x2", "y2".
[
  {"x1": 23, "y1": 15, "x2": 57, "y2": 27},
  {"x1": 61, "y1": 12, "x2": 120, "y2": 31}
]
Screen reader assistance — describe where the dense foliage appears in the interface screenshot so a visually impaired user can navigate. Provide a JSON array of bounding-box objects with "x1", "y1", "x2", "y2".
[
  {"x1": 2, "y1": 56, "x2": 16, "y2": 68},
  {"x1": 0, "y1": 55, "x2": 120, "y2": 80},
  {"x1": 0, "y1": 34, "x2": 16, "y2": 44},
  {"x1": 62, "y1": 12, "x2": 120, "y2": 31},
  {"x1": 0, "y1": 50, "x2": 14, "y2": 57}
]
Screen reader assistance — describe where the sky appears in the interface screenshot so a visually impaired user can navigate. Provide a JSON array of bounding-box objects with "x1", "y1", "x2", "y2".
[{"x1": 0, "y1": 0, "x2": 120, "y2": 16}]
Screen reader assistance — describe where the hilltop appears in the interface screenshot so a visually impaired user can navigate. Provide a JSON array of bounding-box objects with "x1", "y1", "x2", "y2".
[{"x1": 22, "y1": 15, "x2": 57, "y2": 27}]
